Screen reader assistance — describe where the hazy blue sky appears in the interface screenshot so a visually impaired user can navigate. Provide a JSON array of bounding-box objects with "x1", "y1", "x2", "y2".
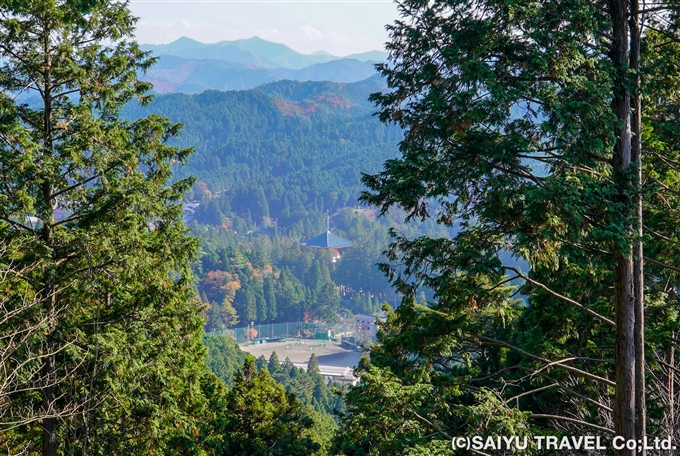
[{"x1": 128, "y1": 1, "x2": 400, "y2": 56}]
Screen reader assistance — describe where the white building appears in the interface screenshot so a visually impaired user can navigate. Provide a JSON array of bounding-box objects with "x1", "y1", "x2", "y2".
[
  {"x1": 354, "y1": 311, "x2": 387, "y2": 339},
  {"x1": 292, "y1": 362, "x2": 358, "y2": 386}
]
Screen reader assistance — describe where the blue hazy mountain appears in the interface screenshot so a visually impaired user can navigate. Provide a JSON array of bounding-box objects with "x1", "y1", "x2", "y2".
[
  {"x1": 344, "y1": 50, "x2": 389, "y2": 62},
  {"x1": 272, "y1": 58, "x2": 379, "y2": 84},
  {"x1": 140, "y1": 36, "x2": 388, "y2": 70},
  {"x1": 143, "y1": 54, "x2": 380, "y2": 93}
]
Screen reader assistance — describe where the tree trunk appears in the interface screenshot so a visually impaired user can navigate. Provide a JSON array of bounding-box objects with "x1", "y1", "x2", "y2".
[
  {"x1": 667, "y1": 335, "x2": 675, "y2": 434},
  {"x1": 41, "y1": 21, "x2": 58, "y2": 456},
  {"x1": 42, "y1": 388, "x2": 57, "y2": 456},
  {"x1": 41, "y1": 232, "x2": 57, "y2": 456},
  {"x1": 611, "y1": 0, "x2": 636, "y2": 454},
  {"x1": 614, "y1": 256, "x2": 636, "y2": 455},
  {"x1": 629, "y1": 0, "x2": 646, "y2": 451}
]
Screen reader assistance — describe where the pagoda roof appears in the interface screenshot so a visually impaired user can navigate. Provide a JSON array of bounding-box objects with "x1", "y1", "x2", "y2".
[{"x1": 300, "y1": 230, "x2": 353, "y2": 249}]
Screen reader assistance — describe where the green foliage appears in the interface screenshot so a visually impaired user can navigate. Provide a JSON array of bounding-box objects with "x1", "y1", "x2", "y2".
[
  {"x1": 307, "y1": 353, "x2": 321, "y2": 375},
  {"x1": 220, "y1": 355, "x2": 322, "y2": 456},
  {"x1": 204, "y1": 334, "x2": 247, "y2": 387},
  {"x1": 337, "y1": 0, "x2": 680, "y2": 450},
  {"x1": 195, "y1": 209, "x2": 410, "y2": 328},
  {"x1": 121, "y1": 79, "x2": 402, "y2": 226},
  {"x1": 194, "y1": 202, "x2": 455, "y2": 332},
  {"x1": 0, "y1": 0, "x2": 215, "y2": 453},
  {"x1": 336, "y1": 365, "x2": 473, "y2": 456},
  {"x1": 268, "y1": 352, "x2": 281, "y2": 374},
  {"x1": 203, "y1": 336, "x2": 344, "y2": 424},
  {"x1": 267, "y1": 351, "x2": 347, "y2": 417}
]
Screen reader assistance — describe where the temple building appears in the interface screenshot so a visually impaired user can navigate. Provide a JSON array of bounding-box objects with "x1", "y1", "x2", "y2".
[{"x1": 299, "y1": 213, "x2": 352, "y2": 259}]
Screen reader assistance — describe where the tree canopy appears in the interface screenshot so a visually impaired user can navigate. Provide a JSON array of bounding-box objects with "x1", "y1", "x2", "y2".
[
  {"x1": 338, "y1": 0, "x2": 680, "y2": 454},
  {"x1": 0, "y1": 1, "x2": 208, "y2": 454}
]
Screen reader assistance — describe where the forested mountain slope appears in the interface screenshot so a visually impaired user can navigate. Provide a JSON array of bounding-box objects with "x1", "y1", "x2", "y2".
[
  {"x1": 123, "y1": 77, "x2": 402, "y2": 225},
  {"x1": 120, "y1": 77, "x2": 419, "y2": 331}
]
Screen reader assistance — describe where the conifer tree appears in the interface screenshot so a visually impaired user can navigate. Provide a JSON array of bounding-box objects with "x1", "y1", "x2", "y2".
[
  {"x1": 307, "y1": 353, "x2": 321, "y2": 376},
  {"x1": 243, "y1": 286, "x2": 258, "y2": 323},
  {"x1": 206, "y1": 301, "x2": 224, "y2": 333},
  {"x1": 264, "y1": 275, "x2": 278, "y2": 320},
  {"x1": 256, "y1": 354, "x2": 269, "y2": 372},
  {"x1": 343, "y1": 0, "x2": 680, "y2": 453},
  {"x1": 221, "y1": 355, "x2": 319, "y2": 456},
  {"x1": 316, "y1": 282, "x2": 341, "y2": 323},
  {"x1": 268, "y1": 352, "x2": 281, "y2": 374},
  {"x1": 0, "y1": 1, "x2": 206, "y2": 453}
]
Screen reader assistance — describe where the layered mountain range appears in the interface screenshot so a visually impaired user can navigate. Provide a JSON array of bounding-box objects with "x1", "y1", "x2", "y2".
[{"x1": 140, "y1": 36, "x2": 387, "y2": 93}]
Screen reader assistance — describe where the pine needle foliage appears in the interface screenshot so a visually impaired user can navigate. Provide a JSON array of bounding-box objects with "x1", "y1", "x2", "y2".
[{"x1": 0, "y1": 1, "x2": 209, "y2": 454}]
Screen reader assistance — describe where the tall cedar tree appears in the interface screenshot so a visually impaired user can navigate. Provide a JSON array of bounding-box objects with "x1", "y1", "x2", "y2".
[
  {"x1": 221, "y1": 355, "x2": 320, "y2": 456},
  {"x1": 339, "y1": 0, "x2": 680, "y2": 454},
  {"x1": 0, "y1": 0, "x2": 208, "y2": 454}
]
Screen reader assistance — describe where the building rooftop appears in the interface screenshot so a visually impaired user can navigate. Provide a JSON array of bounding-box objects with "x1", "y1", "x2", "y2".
[
  {"x1": 299, "y1": 212, "x2": 352, "y2": 249},
  {"x1": 354, "y1": 311, "x2": 387, "y2": 321},
  {"x1": 300, "y1": 230, "x2": 353, "y2": 249},
  {"x1": 292, "y1": 362, "x2": 356, "y2": 380}
]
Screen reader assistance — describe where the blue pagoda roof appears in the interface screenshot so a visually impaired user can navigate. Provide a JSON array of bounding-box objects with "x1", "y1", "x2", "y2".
[{"x1": 300, "y1": 230, "x2": 353, "y2": 249}]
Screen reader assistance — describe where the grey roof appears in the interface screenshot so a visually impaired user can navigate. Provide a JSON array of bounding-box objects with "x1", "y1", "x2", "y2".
[
  {"x1": 355, "y1": 312, "x2": 387, "y2": 322},
  {"x1": 292, "y1": 362, "x2": 356, "y2": 379},
  {"x1": 300, "y1": 230, "x2": 353, "y2": 249}
]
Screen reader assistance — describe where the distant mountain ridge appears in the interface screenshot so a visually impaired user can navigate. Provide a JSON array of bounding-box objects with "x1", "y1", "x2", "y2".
[
  {"x1": 143, "y1": 55, "x2": 379, "y2": 94},
  {"x1": 139, "y1": 36, "x2": 388, "y2": 94},
  {"x1": 140, "y1": 36, "x2": 388, "y2": 69}
]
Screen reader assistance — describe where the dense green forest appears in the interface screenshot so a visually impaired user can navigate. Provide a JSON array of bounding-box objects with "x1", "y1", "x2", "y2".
[
  {"x1": 4, "y1": 0, "x2": 680, "y2": 455},
  {"x1": 193, "y1": 208, "x2": 447, "y2": 330},
  {"x1": 205, "y1": 335, "x2": 345, "y2": 416},
  {"x1": 122, "y1": 77, "x2": 402, "y2": 219},
  {"x1": 0, "y1": 0, "x2": 359, "y2": 454},
  {"x1": 335, "y1": 1, "x2": 680, "y2": 455}
]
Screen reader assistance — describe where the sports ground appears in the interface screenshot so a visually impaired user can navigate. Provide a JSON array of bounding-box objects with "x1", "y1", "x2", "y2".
[{"x1": 240, "y1": 340, "x2": 364, "y2": 368}]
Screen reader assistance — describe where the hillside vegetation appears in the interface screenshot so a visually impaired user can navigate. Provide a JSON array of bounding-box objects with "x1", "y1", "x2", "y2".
[{"x1": 123, "y1": 78, "x2": 402, "y2": 225}]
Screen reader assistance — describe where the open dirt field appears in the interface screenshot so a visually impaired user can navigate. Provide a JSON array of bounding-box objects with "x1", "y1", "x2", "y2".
[{"x1": 240, "y1": 340, "x2": 363, "y2": 367}]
